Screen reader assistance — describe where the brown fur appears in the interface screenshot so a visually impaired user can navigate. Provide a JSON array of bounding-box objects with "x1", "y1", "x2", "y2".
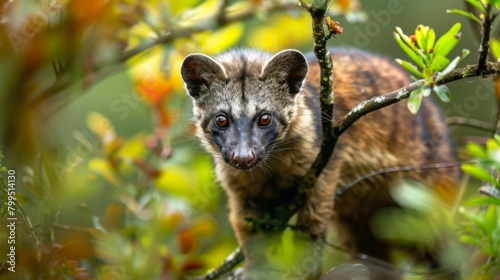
[{"x1": 181, "y1": 48, "x2": 458, "y2": 279}]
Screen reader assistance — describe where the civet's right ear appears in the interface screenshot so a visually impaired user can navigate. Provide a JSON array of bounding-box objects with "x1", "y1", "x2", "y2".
[{"x1": 180, "y1": 54, "x2": 227, "y2": 99}]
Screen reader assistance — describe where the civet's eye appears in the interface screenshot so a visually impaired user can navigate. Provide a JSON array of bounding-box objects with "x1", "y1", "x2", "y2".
[
  {"x1": 215, "y1": 115, "x2": 229, "y2": 128},
  {"x1": 258, "y1": 114, "x2": 272, "y2": 127}
]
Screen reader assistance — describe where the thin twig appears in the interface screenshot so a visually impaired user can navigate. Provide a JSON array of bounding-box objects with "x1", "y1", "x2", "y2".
[
  {"x1": 464, "y1": 0, "x2": 482, "y2": 42},
  {"x1": 477, "y1": 3, "x2": 493, "y2": 73},
  {"x1": 446, "y1": 116, "x2": 495, "y2": 132},
  {"x1": 336, "y1": 161, "x2": 469, "y2": 195}
]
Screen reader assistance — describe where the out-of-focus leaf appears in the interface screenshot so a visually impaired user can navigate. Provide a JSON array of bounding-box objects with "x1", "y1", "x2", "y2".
[
  {"x1": 461, "y1": 163, "x2": 498, "y2": 185},
  {"x1": 180, "y1": 259, "x2": 206, "y2": 273},
  {"x1": 178, "y1": 228, "x2": 197, "y2": 254},
  {"x1": 247, "y1": 13, "x2": 312, "y2": 52},
  {"x1": 466, "y1": 0, "x2": 486, "y2": 12},
  {"x1": 464, "y1": 196, "x2": 500, "y2": 207},
  {"x1": 159, "y1": 209, "x2": 185, "y2": 233},
  {"x1": 105, "y1": 202, "x2": 124, "y2": 229},
  {"x1": 491, "y1": 39, "x2": 500, "y2": 60},
  {"x1": 487, "y1": 138, "x2": 500, "y2": 152},
  {"x1": 408, "y1": 86, "x2": 424, "y2": 114},
  {"x1": 86, "y1": 112, "x2": 116, "y2": 145},
  {"x1": 199, "y1": 22, "x2": 244, "y2": 55},
  {"x1": 88, "y1": 158, "x2": 119, "y2": 186},
  {"x1": 168, "y1": 0, "x2": 203, "y2": 15},
  {"x1": 483, "y1": 205, "x2": 498, "y2": 234},
  {"x1": 433, "y1": 84, "x2": 451, "y2": 102},
  {"x1": 176, "y1": 0, "x2": 218, "y2": 29},
  {"x1": 191, "y1": 217, "x2": 216, "y2": 236},
  {"x1": 391, "y1": 180, "x2": 435, "y2": 212},
  {"x1": 446, "y1": 9, "x2": 481, "y2": 23},
  {"x1": 466, "y1": 143, "x2": 488, "y2": 158},
  {"x1": 459, "y1": 235, "x2": 482, "y2": 246},
  {"x1": 117, "y1": 134, "x2": 148, "y2": 159},
  {"x1": 155, "y1": 166, "x2": 196, "y2": 199}
]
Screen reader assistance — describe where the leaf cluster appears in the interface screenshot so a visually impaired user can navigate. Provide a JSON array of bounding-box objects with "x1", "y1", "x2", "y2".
[
  {"x1": 394, "y1": 24, "x2": 469, "y2": 113},
  {"x1": 460, "y1": 136, "x2": 500, "y2": 278}
]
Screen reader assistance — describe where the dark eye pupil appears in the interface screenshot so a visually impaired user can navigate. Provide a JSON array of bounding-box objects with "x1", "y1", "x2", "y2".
[
  {"x1": 259, "y1": 114, "x2": 271, "y2": 126},
  {"x1": 215, "y1": 116, "x2": 228, "y2": 127}
]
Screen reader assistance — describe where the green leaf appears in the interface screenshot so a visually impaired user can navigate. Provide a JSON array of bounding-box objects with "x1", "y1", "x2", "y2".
[
  {"x1": 459, "y1": 235, "x2": 482, "y2": 246},
  {"x1": 420, "y1": 27, "x2": 436, "y2": 53},
  {"x1": 423, "y1": 86, "x2": 432, "y2": 97},
  {"x1": 490, "y1": 0, "x2": 500, "y2": 8},
  {"x1": 430, "y1": 55, "x2": 451, "y2": 73},
  {"x1": 394, "y1": 32, "x2": 425, "y2": 68},
  {"x1": 483, "y1": 205, "x2": 498, "y2": 234},
  {"x1": 433, "y1": 85, "x2": 451, "y2": 102},
  {"x1": 461, "y1": 163, "x2": 498, "y2": 185},
  {"x1": 464, "y1": 196, "x2": 500, "y2": 206},
  {"x1": 491, "y1": 39, "x2": 500, "y2": 60},
  {"x1": 415, "y1": 25, "x2": 428, "y2": 51},
  {"x1": 487, "y1": 138, "x2": 500, "y2": 151},
  {"x1": 408, "y1": 87, "x2": 424, "y2": 114},
  {"x1": 433, "y1": 23, "x2": 462, "y2": 58},
  {"x1": 466, "y1": 143, "x2": 488, "y2": 158},
  {"x1": 446, "y1": 9, "x2": 481, "y2": 24},
  {"x1": 466, "y1": 0, "x2": 486, "y2": 13},
  {"x1": 395, "y1": 59, "x2": 424, "y2": 78},
  {"x1": 436, "y1": 56, "x2": 460, "y2": 80}
]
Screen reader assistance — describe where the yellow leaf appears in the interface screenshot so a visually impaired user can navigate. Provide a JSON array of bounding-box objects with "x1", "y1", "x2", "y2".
[
  {"x1": 86, "y1": 112, "x2": 116, "y2": 146},
  {"x1": 247, "y1": 13, "x2": 311, "y2": 52},
  {"x1": 116, "y1": 134, "x2": 148, "y2": 159},
  {"x1": 199, "y1": 22, "x2": 244, "y2": 55},
  {"x1": 155, "y1": 166, "x2": 196, "y2": 199},
  {"x1": 88, "y1": 157, "x2": 119, "y2": 186},
  {"x1": 168, "y1": 0, "x2": 203, "y2": 15}
]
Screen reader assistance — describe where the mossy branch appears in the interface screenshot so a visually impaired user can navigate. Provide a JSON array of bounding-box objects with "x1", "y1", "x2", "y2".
[{"x1": 296, "y1": 0, "x2": 337, "y2": 201}]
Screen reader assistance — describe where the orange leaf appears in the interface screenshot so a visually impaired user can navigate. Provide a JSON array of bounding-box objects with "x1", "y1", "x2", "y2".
[
  {"x1": 177, "y1": 228, "x2": 196, "y2": 254},
  {"x1": 180, "y1": 259, "x2": 206, "y2": 272}
]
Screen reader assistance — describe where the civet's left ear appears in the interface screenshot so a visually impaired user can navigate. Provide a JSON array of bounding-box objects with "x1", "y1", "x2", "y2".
[{"x1": 260, "y1": 49, "x2": 309, "y2": 95}]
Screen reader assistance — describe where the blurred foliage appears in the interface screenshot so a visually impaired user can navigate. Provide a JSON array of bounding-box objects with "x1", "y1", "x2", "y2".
[
  {"x1": 459, "y1": 136, "x2": 500, "y2": 279},
  {"x1": 0, "y1": 0, "x2": 499, "y2": 279}
]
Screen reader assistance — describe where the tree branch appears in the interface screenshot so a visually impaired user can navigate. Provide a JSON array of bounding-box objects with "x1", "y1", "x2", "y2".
[
  {"x1": 446, "y1": 116, "x2": 496, "y2": 132},
  {"x1": 335, "y1": 63, "x2": 485, "y2": 135},
  {"x1": 477, "y1": 3, "x2": 495, "y2": 73},
  {"x1": 189, "y1": 247, "x2": 244, "y2": 280},
  {"x1": 296, "y1": 1, "x2": 337, "y2": 199}
]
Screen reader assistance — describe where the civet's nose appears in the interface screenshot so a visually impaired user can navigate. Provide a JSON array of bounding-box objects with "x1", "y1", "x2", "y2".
[{"x1": 230, "y1": 150, "x2": 256, "y2": 170}]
